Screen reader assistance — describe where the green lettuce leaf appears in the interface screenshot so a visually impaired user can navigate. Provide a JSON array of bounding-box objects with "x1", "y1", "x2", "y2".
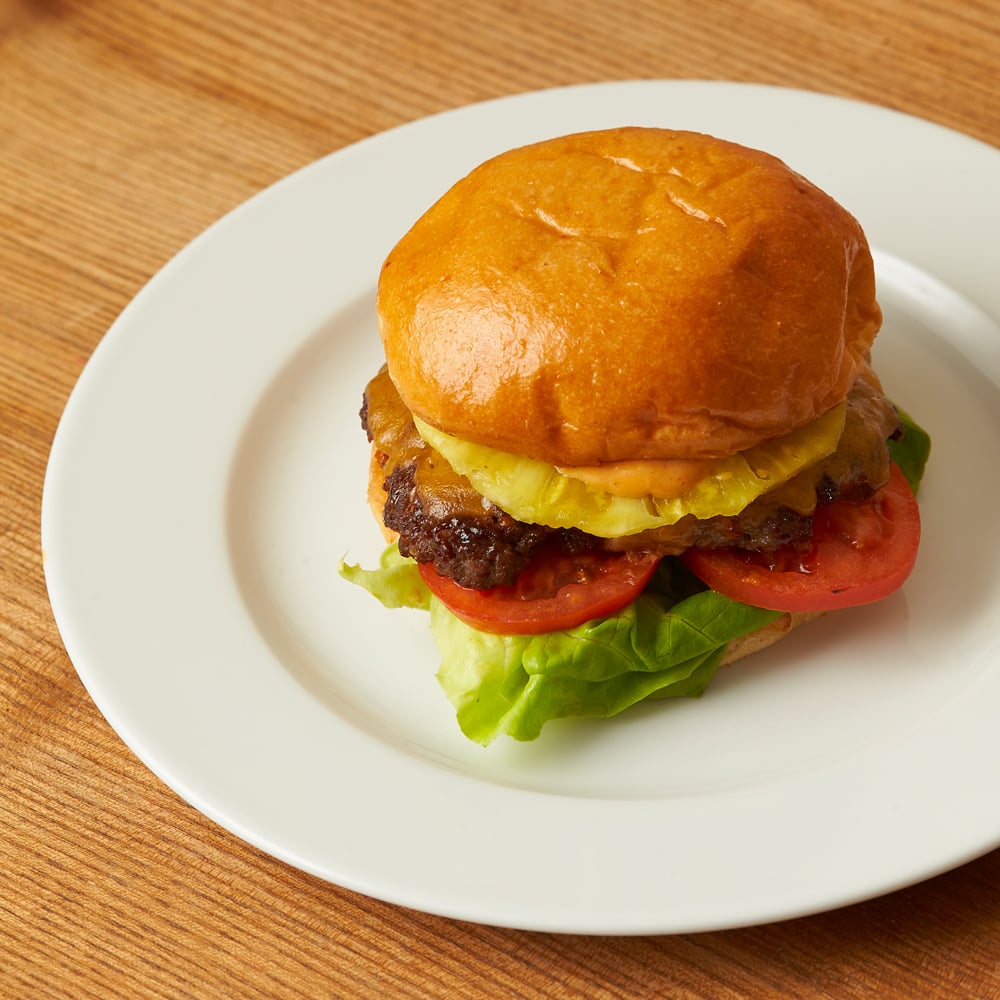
[
  {"x1": 888, "y1": 405, "x2": 932, "y2": 495},
  {"x1": 432, "y1": 564, "x2": 782, "y2": 744},
  {"x1": 339, "y1": 549, "x2": 781, "y2": 745},
  {"x1": 338, "y1": 545, "x2": 430, "y2": 611}
]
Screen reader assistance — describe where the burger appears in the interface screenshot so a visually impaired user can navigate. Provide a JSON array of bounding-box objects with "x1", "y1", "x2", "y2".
[{"x1": 341, "y1": 127, "x2": 930, "y2": 745}]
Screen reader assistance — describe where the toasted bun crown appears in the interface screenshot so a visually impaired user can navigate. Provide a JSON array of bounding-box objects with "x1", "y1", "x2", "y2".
[{"x1": 377, "y1": 128, "x2": 881, "y2": 465}]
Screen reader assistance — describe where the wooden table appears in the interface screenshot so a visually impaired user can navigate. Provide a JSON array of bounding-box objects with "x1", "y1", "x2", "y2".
[{"x1": 3, "y1": 1, "x2": 999, "y2": 995}]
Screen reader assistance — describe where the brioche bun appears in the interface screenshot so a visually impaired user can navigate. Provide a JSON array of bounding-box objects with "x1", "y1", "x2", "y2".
[
  {"x1": 377, "y1": 127, "x2": 881, "y2": 466},
  {"x1": 720, "y1": 609, "x2": 826, "y2": 666}
]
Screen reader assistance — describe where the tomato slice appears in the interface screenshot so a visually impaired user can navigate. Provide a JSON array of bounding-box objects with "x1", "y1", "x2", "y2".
[
  {"x1": 682, "y1": 462, "x2": 921, "y2": 613},
  {"x1": 418, "y1": 540, "x2": 661, "y2": 635}
]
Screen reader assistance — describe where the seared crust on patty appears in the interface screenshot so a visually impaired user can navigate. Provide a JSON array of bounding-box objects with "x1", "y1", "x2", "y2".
[{"x1": 383, "y1": 460, "x2": 562, "y2": 589}]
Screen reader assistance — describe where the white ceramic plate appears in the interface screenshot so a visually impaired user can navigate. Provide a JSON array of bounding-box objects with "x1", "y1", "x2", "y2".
[{"x1": 43, "y1": 81, "x2": 1000, "y2": 935}]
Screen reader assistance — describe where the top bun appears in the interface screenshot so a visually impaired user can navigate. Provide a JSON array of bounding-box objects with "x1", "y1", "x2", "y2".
[{"x1": 377, "y1": 127, "x2": 881, "y2": 465}]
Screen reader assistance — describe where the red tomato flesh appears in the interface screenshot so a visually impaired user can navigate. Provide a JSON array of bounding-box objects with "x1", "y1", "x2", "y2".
[
  {"x1": 418, "y1": 540, "x2": 661, "y2": 635},
  {"x1": 682, "y1": 462, "x2": 921, "y2": 613}
]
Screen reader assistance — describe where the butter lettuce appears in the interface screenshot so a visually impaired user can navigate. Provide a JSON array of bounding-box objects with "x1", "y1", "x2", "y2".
[
  {"x1": 413, "y1": 404, "x2": 846, "y2": 538},
  {"x1": 338, "y1": 544, "x2": 432, "y2": 611},
  {"x1": 339, "y1": 547, "x2": 782, "y2": 745},
  {"x1": 888, "y1": 405, "x2": 931, "y2": 494}
]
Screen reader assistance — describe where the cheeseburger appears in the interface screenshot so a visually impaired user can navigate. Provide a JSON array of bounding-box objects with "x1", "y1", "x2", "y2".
[{"x1": 342, "y1": 127, "x2": 930, "y2": 745}]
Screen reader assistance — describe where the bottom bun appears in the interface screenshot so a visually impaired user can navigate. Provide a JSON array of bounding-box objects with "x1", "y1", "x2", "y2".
[{"x1": 721, "y1": 609, "x2": 827, "y2": 666}]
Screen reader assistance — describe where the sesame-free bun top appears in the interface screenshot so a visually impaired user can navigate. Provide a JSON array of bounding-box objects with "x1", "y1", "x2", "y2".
[{"x1": 377, "y1": 127, "x2": 882, "y2": 465}]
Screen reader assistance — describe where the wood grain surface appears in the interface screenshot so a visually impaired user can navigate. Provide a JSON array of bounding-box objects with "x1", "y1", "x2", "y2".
[{"x1": 3, "y1": 0, "x2": 999, "y2": 996}]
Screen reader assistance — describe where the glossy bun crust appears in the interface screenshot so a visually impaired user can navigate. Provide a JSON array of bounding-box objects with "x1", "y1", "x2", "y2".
[{"x1": 377, "y1": 128, "x2": 881, "y2": 465}]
